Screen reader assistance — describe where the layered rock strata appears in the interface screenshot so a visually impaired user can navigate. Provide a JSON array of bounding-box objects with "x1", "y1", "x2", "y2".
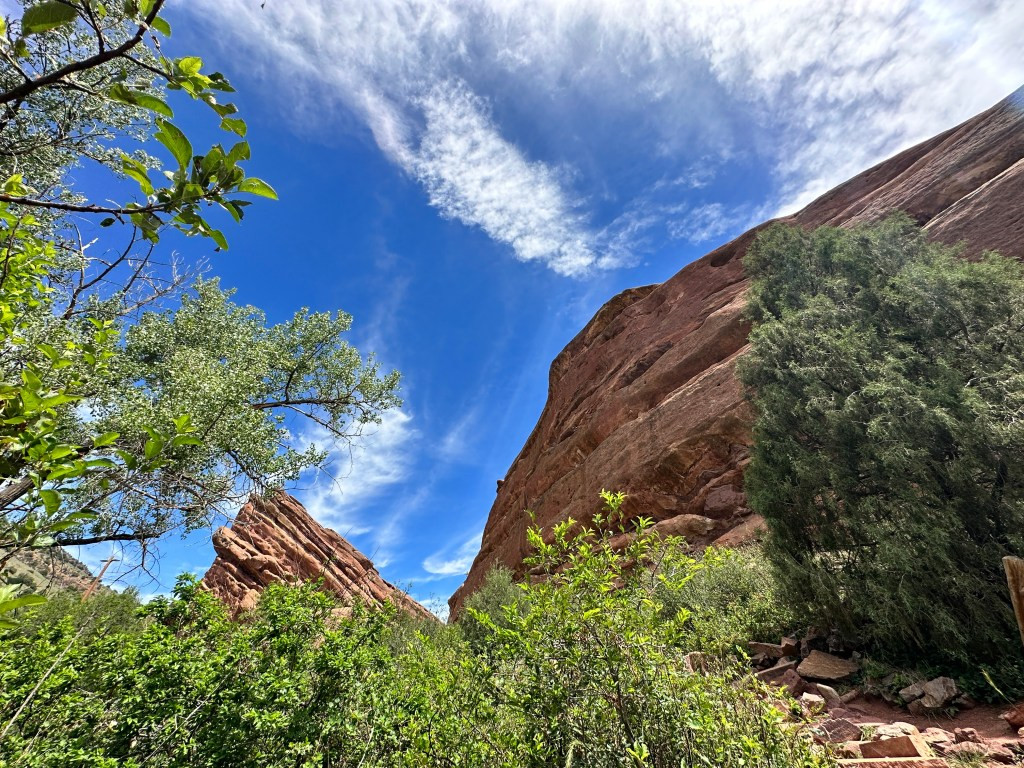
[
  {"x1": 450, "y1": 87, "x2": 1024, "y2": 616},
  {"x1": 202, "y1": 491, "x2": 431, "y2": 619}
]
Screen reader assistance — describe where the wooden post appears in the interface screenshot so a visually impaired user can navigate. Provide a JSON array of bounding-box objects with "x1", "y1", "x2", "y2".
[
  {"x1": 1004, "y1": 556, "x2": 1024, "y2": 650},
  {"x1": 81, "y1": 555, "x2": 117, "y2": 602}
]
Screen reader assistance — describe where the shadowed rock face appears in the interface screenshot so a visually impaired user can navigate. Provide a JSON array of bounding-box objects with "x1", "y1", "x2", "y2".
[
  {"x1": 449, "y1": 86, "x2": 1024, "y2": 617},
  {"x1": 202, "y1": 492, "x2": 432, "y2": 620}
]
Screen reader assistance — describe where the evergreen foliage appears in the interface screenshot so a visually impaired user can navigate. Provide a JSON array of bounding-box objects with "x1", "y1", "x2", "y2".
[{"x1": 740, "y1": 215, "x2": 1024, "y2": 678}]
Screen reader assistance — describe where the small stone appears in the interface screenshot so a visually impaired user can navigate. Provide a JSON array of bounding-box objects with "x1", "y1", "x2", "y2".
[
  {"x1": 1017, "y1": 726, "x2": 1024, "y2": 739},
  {"x1": 874, "y1": 722, "x2": 920, "y2": 740},
  {"x1": 813, "y1": 718, "x2": 863, "y2": 744},
  {"x1": 859, "y1": 734, "x2": 930, "y2": 759},
  {"x1": 800, "y1": 692, "x2": 826, "y2": 713},
  {"x1": 797, "y1": 650, "x2": 859, "y2": 681},
  {"x1": 906, "y1": 699, "x2": 927, "y2": 716},
  {"x1": 898, "y1": 681, "x2": 925, "y2": 703},
  {"x1": 986, "y1": 744, "x2": 1018, "y2": 764},
  {"x1": 814, "y1": 683, "x2": 843, "y2": 708},
  {"x1": 1001, "y1": 701, "x2": 1024, "y2": 730},
  {"x1": 920, "y1": 727, "x2": 954, "y2": 747},
  {"x1": 836, "y1": 760, "x2": 946, "y2": 767},
  {"x1": 953, "y1": 727, "x2": 980, "y2": 744},
  {"x1": 918, "y1": 676, "x2": 958, "y2": 710}
]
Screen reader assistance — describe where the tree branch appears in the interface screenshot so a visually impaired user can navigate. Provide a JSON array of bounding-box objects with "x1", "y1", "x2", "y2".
[{"x1": 0, "y1": 1, "x2": 166, "y2": 107}]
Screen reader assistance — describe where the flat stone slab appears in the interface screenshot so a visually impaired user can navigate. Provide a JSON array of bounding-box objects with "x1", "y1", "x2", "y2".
[
  {"x1": 797, "y1": 650, "x2": 859, "y2": 681},
  {"x1": 860, "y1": 735, "x2": 930, "y2": 759},
  {"x1": 838, "y1": 760, "x2": 947, "y2": 767}
]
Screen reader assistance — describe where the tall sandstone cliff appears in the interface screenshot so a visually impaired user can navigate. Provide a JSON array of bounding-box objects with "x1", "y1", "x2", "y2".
[
  {"x1": 450, "y1": 87, "x2": 1024, "y2": 616},
  {"x1": 202, "y1": 491, "x2": 431, "y2": 619}
]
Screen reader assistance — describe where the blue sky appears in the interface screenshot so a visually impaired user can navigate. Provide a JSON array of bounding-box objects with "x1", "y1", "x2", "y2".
[{"x1": 70, "y1": 0, "x2": 1024, "y2": 618}]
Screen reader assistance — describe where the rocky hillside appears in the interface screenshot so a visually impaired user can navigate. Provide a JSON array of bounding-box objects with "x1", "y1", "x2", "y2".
[
  {"x1": 1, "y1": 548, "x2": 97, "y2": 594},
  {"x1": 450, "y1": 86, "x2": 1024, "y2": 616},
  {"x1": 202, "y1": 492, "x2": 432, "y2": 619}
]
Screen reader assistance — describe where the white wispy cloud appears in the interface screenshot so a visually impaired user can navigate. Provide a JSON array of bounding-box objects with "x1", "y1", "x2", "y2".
[
  {"x1": 414, "y1": 82, "x2": 596, "y2": 275},
  {"x1": 185, "y1": 0, "x2": 1024, "y2": 268},
  {"x1": 422, "y1": 530, "x2": 483, "y2": 576},
  {"x1": 296, "y1": 410, "x2": 419, "y2": 535}
]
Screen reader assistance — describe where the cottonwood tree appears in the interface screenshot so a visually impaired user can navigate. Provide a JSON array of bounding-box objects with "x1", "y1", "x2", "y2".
[{"x1": 0, "y1": 1, "x2": 402, "y2": 586}]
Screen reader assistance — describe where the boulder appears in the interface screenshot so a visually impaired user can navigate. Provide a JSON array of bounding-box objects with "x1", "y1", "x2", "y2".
[
  {"x1": 859, "y1": 735, "x2": 931, "y2": 759},
  {"x1": 898, "y1": 682, "x2": 925, "y2": 703},
  {"x1": 797, "y1": 650, "x2": 859, "y2": 681},
  {"x1": 905, "y1": 677, "x2": 959, "y2": 714},
  {"x1": 800, "y1": 692, "x2": 826, "y2": 714},
  {"x1": 813, "y1": 683, "x2": 843, "y2": 709},
  {"x1": 813, "y1": 717, "x2": 863, "y2": 744},
  {"x1": 1002, "y1": 702, "x2": 1024, "y2": 730},
  {"x1": 873, "y1": 723, "x2": 920, "y2": 740},
  {"x1": 754, "y1": 659, "x2": 798, "y2": 684},
  {"x1": 919, "y1": 677, "x2": 958, "y2": 710},
  {"x1": 779, "y1": 668, "x2": 809, "y2": 697},
  {"x1": 748, "y1": 641, "x2": 788, "y2": 659}
]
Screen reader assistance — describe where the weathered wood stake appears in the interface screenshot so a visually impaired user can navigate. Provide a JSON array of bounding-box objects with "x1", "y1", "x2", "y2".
[{"x1": 1003, "y1": 556, "x2": 1024, "y2": 650}]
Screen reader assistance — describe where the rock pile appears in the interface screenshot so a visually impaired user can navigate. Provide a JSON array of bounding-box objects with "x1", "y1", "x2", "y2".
[{"x1": 747, "y1": 629, "x2": 1024, "y2": 766}]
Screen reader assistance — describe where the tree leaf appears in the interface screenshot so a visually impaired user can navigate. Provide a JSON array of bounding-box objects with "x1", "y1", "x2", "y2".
[
  {"x1": 108, "y1": 84, "x2": 173, "y2": 117},
  {"x1": 177, "y1": 56, "x2": 202, "y2": 75},
  {"x1": 39, "y1": 488, "x2": 60, "y2": 515},
  {"x1": 237, "y1": 177, "x2": 277, "y2": 200},
  {"x1": 0, "y1": 594, "x2": 47, "y2": 613},
  {"x1": 93, "y1": 431, "x2": 120, "y2": 448},
  {"x1": 155, "y1": 119, "x2": 192, "y2": 170},
  {"x1": 219, "y1": 117, "x2": 247, "y2": 137},
  {"x1": 150, "y1": 15, "x2": 170, "y2": 36},
  {"x1": 21, "y1": 1, "x2": 78, "y2": 34}
]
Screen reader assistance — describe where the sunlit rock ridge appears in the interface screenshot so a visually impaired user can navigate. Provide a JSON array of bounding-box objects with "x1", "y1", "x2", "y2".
[
  {"x1": 449, "y1": 86, "x2": 1024, "y2": 617},
  {"x1": 202, "y1": 491, "x2": 432, "y2": 619}
]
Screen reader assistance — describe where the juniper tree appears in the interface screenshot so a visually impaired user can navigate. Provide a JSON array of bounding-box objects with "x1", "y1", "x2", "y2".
[{"x1": 740, "y1": 214, "x2": 1024, "y2": 676}]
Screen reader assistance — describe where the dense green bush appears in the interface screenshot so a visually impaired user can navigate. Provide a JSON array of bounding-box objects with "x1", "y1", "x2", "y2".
[
  {"x1": 0, "y1": 493, "x2": 831, "y2": 767},
  {"x1": 740, "y1": 214, "x2": 1024, "y2": 681},
  {"x1": 657, "y1": 546, "x2": 797, "y2": 655},
  {"x1": 459, "y1": 564, "x2": 523, "y2": 653}
]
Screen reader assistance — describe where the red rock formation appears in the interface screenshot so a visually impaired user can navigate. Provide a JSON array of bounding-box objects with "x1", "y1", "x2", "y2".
[
  {"x1": 449, "y1": 87, "x2": 1024, "y2": 617},
  {"x1": 202, "y1": 491, "x2": 431, "y2": 620}
]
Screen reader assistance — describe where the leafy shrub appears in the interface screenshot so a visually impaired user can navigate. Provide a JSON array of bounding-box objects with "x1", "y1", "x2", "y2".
[
  {"x1": 658, "y1": 545, "x2": 797, "y2": 654},
  {"x1": 740, "y1": 214, "x2": 1024, "y2": 682},
  {"x1": 459, "y1": 564, "x2": 523, "y2": 652},
  {"x1": 0, "y1": 495, "x2": 832, "y2": 767}
]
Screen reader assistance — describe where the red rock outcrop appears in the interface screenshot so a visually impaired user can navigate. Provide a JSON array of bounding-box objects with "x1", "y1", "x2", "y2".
[
  {"x1": 449, "y1": 86, "x2": 1024, "y2": 617},
  {"x1": 202, "y1": 491, "x2": 432, "y2": 619}
]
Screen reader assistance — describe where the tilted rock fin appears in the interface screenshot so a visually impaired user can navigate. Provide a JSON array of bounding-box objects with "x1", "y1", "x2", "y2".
[
  {"x1": 449, "y1": 85, "x2": 1024, "y2": 617},
  {"x1": 202, "y1": 491, "x2": 432, "y2": 620}
]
